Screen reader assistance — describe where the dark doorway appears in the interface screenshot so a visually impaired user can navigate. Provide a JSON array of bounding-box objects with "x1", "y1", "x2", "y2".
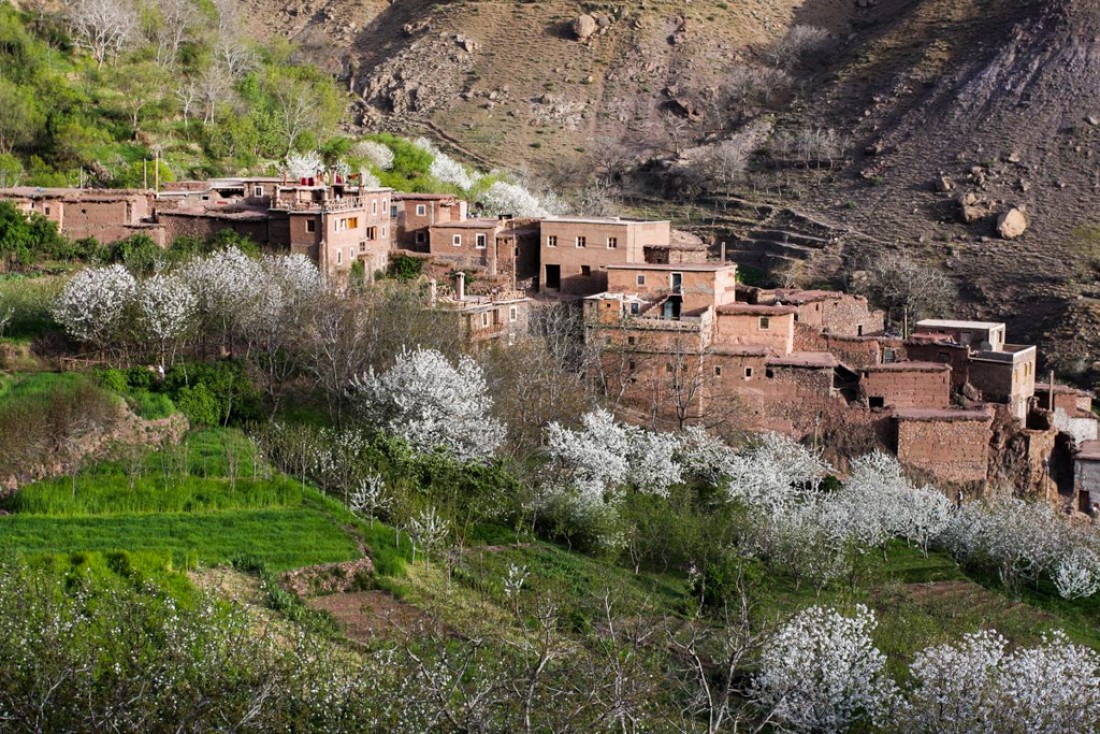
[{"x1": 545, "y1": 264, "x2": 561, "y2": 289}]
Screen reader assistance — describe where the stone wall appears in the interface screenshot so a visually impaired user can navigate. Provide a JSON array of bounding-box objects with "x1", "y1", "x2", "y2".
[
  {"x1": 895, "y1": 409, "x2": 994, "y2": 486},
  {"x1": 860, "y1": 364, "x2": 951, "y2": 409}
]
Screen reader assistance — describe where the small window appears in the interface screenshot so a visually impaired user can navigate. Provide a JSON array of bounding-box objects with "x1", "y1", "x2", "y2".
[
  {"x1": 794, "y1": 314, "x2": 799, "y2": 322},
  {"x1": 627, "y1": 336, "x2": 636, "y2": 346},
  {"x1": 201, "y1": 195, "x2": 210, "y2": 201},
  {"x1": 416, "y1": 204, "x2": 427, "y2": 216},
  {"x1": 253, "y1": 186, "x2": 263, "y2": 196},
  {"x1": 665, "y1": 363, "x2": 673, "y2": 373},
  {"x1": 765, "y1": 369, "x2": 775, "y2": 379},
  {"x1": 371, "y1": 201, "x2": 378, "y2": 215},
  {"x1": 416, "y1": 231, "x2": 427, "y2": 244},
  {"x1": 714, "y1": 366, "x2": 722, "y2": 377},
  {"x1": 390, "y1": 205, "x2": 398, "y2": 217},
  {"x1": 607, "y1": 237, "x2": 618, "y2": 249},
  {"x1": 857, "y1": 324, "x2": 864, "y2": 336},
  {"x1": 382, "y1": 226, "x2": 388, "y2": 238},
  {"x1": 481, "y1": 312, "x2": 490, "y2": 327},
  {"x1": 476, "y1": 233, "x2": 487, "y2": 249},
  {"x1": 509, "y1": 306, "x2": 518, "y2": 322},
  {"x1": 581, "y1": 265, "x2": 592, "y2": 277},
  {"x1": 869, "y1": 396, "x2": 885, "y2": 409},
  {"x1": 366, "y1": 226, "x2": 377, "y2": 240},
  {"x1": 306, "y1": 220, "x2": 316, "y2": 233},
  {"x1": 546, "y1": 235, "x2": 557, "y2": 247},
  {"x1": 759, "y1": 316, "x2": 770, "y2": 330},
  {"x1": 337, "y1": 250, "x2": 343, "y2": 265},
  {"x1": 576, "y1": 236, "x2": 587, "y2": 248},
  {"x1": 43, "y1": 206, "x2": 50, "y2": 216},
  {"x1": 347, "y1": 217, "x2": 359, "y2": 229},
  {"x1": 360, "y1": 242, "x2": 366, "y2": 252},
  {"x1": 637, "y1": 275, "x2": 646, "y2": 286},
  {"x1": 630, "y1": 302, "x2": 640, "y2": 315},
  {"x1": 745, "y1": 367, "x2": 754, "y2": 379},
  {"x1": 628, "y1": 360, "x2": 636, "y2": 371},
  {"x1": 452, "y1": 234, "x2": 462, "y2": 247}
]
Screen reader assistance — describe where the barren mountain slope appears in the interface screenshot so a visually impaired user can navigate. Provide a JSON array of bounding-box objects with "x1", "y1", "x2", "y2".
[{"x1": 788, "y1": 0, "x2": 1100, "y2": 372}]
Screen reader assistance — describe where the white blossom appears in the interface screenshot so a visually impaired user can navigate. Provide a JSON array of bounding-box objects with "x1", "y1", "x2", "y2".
[
  {"x1": 1054, "y1": 546, "x2": 1100, "y2": 600},
  {"x1": 429, "y1": 151, "x2": 479, "y2": 191},
  {"x1": 284, "y1": 150, "x2": 324, "y2": 179},
  {"x1": 903, "y1": 629, "x2": 1007, "y2": 734},
  {"x1": 137, "y1": 272, "x2": 196, "y2": 362},
  {"x1": 53, "y1": 264, "x2": 137, "y2": 345},
  {"x1": 479, "y1": 180, "x2": 549, "y2": 218},
  {"x1": 724, "y1": 433, "x2": 830, "y2": 513},
  {"x1": 753, "y1": 604, "x2": 897, "y2": 733},
  {"x1": 354, "y1": 140, "x2": 395, "y2": 170},
  {"x1": 408, "y1": 506, "x2": 449, "y2": 561},
  {"x1": 183, "y1": 246, "x2": 265, "y2": 334},
  {"x1": 349, "y1": 347, "x2": 505, "y2": 462}
]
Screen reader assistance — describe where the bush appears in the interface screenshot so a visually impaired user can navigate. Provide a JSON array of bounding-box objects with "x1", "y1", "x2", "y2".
[
  {"x1": 388, "y1": 254, "x2": 423, "y2": 281},
  {"x1": 175, "y1": 383, "x2": 220, "y2": 426}
]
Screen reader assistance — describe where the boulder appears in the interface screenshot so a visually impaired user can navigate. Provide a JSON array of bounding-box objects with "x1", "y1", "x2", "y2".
[
  {"x1": 997, "y1": 208, "x2": 1028, "y2": 239},
  {"x1": 573, "y1": 14, "x2": 597, "y2": 41},
  {"x1": 958, "y1": 192, "x2": 992, "y2": 223},
  {"x1": 936, "y1": 175, "x2": 954, "y2": 193}
]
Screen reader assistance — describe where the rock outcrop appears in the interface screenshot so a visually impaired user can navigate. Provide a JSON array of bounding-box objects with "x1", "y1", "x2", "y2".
[{"x1": 997, "y1": 207, "x2": 1028, "y2": 240}]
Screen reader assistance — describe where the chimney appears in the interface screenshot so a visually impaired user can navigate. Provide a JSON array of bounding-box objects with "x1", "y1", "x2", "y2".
[
  {"x1": 429, "y1": 278, "x2": 438, "y2": 307},
  {"x1": 455, "y1": 271, "x2": 465, "y2": 301},
  {"x1": 720, "y1": 241, "x2": 727, "y2": 262}
]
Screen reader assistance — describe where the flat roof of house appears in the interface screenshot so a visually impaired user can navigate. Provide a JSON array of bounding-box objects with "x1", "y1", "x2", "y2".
[
  {"x1": 716, "y1": 304, "x2": 798, "y2": 316},
  {"x1": 774, "y1": 289, "x2": 846, "y2": 304},
  {"x1": 0, "y1": 186, "x2": 151, "y2": 200},
  {"x1": 394, "y1": 193, "x2": 463, "y2": 201},
  {"x1": 863, "y1": 361, "x2": 950, "y2": 373},
  {"x1": 541, "y1": 216, "x2": 669, "y2": 225},
  {"x1": 895, "y1": 407, "x2": 995, "y2": 422},
  {"x1": 767, "y1": 352, "x2": 839, "y2": 369},
  {"x1": 916, "y1": 319, "x2": 1005, "y2": 331},
  {"x1": 1078, "y1": 440, "x2": 1100, "y2": 461},
  {"x1": 607, "y1": 262, "x2": 733, "y2": 272},
  {"x1": 430, "y1": 218, "x2": 503, "y2": 229}
]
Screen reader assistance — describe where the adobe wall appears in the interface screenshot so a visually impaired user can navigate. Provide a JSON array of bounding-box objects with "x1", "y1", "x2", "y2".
[
  {"x1": 906, "y1": 341, "x2": 969, "y2": 389},
  {"x1": 860, "y1": 366, "x2": 951, "y2": 409},
  {"x1": 607, "y1": 267, "x2": 736, "y2": 312},
  {"x1": 156, "y1": 212, "x2": 274, "y2": 247},
  {"x1": 715, "y1": 312, "x2": 795, "y2": 355},
  {"x1": 793, "y1": 325, "x2": 897, "y2": 368},
  {"x1": 896, "y1": 415, "x2": 993, "y2": 486},
  {"x1": 540, "y1": 220, "x2": 667, "y2": 296}
]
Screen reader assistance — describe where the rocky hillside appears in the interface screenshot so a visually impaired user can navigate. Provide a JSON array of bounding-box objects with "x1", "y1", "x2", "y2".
[{"x1": 250, "y1": 0, "x2": 1100, "y2": 378}]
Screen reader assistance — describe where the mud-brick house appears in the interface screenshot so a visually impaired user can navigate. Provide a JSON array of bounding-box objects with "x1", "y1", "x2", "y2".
[
  {"x1": 859, "y1": 363, "x2": 952, "y2": 410},
  {"x1": 1034, "y1": 384, "x2": 1098, "y2": 444},
  {"x1": 0, "y1": 187, "x2": 159, "y2": 244},
  {"x1": 1074, "y1": 440, "x2": 1100, "y2": 514},
  {"x1": 268, "y1": 181, "x2": 392, "y2": 278},
  {"x1": 392, "y1": 193, "x2": 468, "y2": 250},
  {"x1": 908, "y1": 319, "x2": 1037, "y2": 422},
  {"x1": 432, "y1": 273, "x2": 530, "y2": 346},
  {"x1": 539, "y1": 216, "x2": 672, "y2": 296},
  {"x1": 428, "y1": 218, "x2": 540, "y2": 284}
]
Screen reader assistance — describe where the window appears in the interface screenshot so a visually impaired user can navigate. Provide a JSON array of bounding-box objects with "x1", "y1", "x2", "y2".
[
  {"x1": 628, "y1": 360, "x2": 636, "y2": 371},
  {"x1": 509, "y1": 306, "x2": 518, "y2": 322},
  {"x1": 371, "y1": 201, "x2": 378, "y2": 215},
  {"x1": 337, "y1": 250, "x2": 343, "y2": 265},
  {"x1": 883, "y1": 348, "x2": 897, "y2": 364},
  {"x1": 759, "y1": 316, "x2": 770, "y2": 330},
  {"x1": 452, "y1": 234, "x2": 462, "y2": 247},
  {"x1": 366, "y1": 226, "x2": 377, "y2": 240},
  {"x1": 43, "y1": 206, "x2": 50, "y2": 216},
  {"x1": 581, "y1": 265, "x2": 592, "y2": 277},
  {"x1": 390, "y1": 205, "x2": 398, "y2": 217},
  {"x1": 627, "y1": 336, "x2": 636, "y2": 346},
  {"x1": 347, "y1": 217, "x2": 359, "y2": 229},
  {"x1": 607, "y1": 237, "x2": 618, "y2": 249},
  {"x1": 671, "y1": 272, "x2": 683, "y2": 293},
  {"x1": 416, "y1": 231, "x2": 427, "y2": 244},
  {"x1": 416, "y1": 204, "x2": 427, "y2": 216},
  {"x1": 869, "y1": 396, "x2": 885, "y2": 409},
  {"x1": 481, "y1": 312, "x2": 490, "y2": 327},
  {"x1": 714, "y1": 366, "x2": 722, "y2": 376},
  {"x1": 857, "y1": 324, "x2": 864, "y2": 336},
  {"x1": 253, "y1": 186, "x2": 263, "y2": 196},
  {"x1": 630, "y1": 302, "x2": 640, "y2": 315},
  {"x1": 745, "y1": 367, "x2": 754, "y2": 379},
  {"x1": 476, "y1": 233, "x2": 487, "y2": 249},
  {"x1": 665, "y1": 363, "x2": 673, "y2": 373},
  {"x1": 382, "y1": 227, "x2": 388, "y2": 238},
  {"x1": 576, "y1": 236, "x2": 587, "y2": 248},
  {"x1": 546, "y1": 235, "x2": 557, "y2": 247},
  {"x1": 765, "y1": 369, "x2": 775, "y2": 379},
  {"x1": 306, "y1": 220, "x2": 316, "y2": 233},
  {"x1": 637, "y1": 275, "x2": 646, "y2": 286}
]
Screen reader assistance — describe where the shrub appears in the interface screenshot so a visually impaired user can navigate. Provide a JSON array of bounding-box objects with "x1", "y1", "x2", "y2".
[{"x1": 175, "y1": 382, "x2": 220, "y2": 426}]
